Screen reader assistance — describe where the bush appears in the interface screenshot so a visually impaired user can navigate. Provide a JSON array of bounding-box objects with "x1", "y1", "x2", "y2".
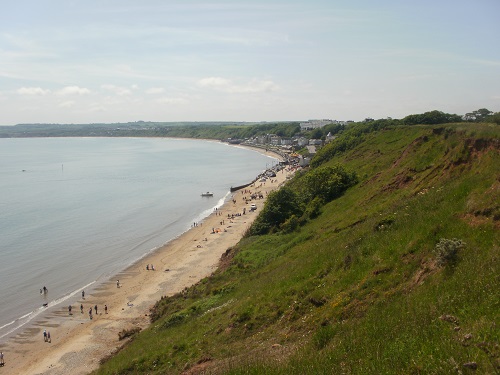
[
  {"x1": 161, "y1": 312, "x2": 187, "y2": 329},
  {"x1": 301, "y1": 164, "x2": 358, "y2": 203},
  {"x1": 434, "y1": 238, "x2": 465, "y2": 267},
  {"x1": 248, "y1": 186, "x2": 303, "y2": 235},
  {"x1": 402, "y1": 110, "x2": 462, "y2": 125},
  {"x1": 280, "y1": 214, "x2": 300, "y2": 233},
  {"x1": 118, "y1": 327, "x2": 141, "y2": 340},
  {"x1": 302, "y1": 197, "x2": 323, "y2": 220},
  {"x1": 374, "y1": 215, "x2": 396, "y2": 231}
]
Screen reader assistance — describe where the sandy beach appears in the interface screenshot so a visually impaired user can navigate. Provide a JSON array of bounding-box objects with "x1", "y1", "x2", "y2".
[{"x1": 0, "y1": 148, "x2": 292, "y2": 375}]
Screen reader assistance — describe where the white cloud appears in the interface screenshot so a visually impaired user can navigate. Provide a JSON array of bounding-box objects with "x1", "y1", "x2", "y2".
[
  {"x1": 17, "y1": 87, "x2": 51, "y2": 96},
  {"x1": 198, "y1": 77, "x2": 232, "y2": 88},
  {"x1": 88, "y1": 104, "x2": 107, "y2": 113},
  {"x1": 56, "y1": 86, "x2": 91, "y2": 95},
  {"x1": 198, "y1": 77, "x2": 279, "y2": 93},
  {"x1": 58, "y1": 100, "x2": 76, "y2": 108},
  {"x1": 114, "y1": 64, "x2": 134, "y2": 73},
  {"x1": 1, "y1": 2, "x2": 498, "y2": 125},
  {"x1": 100, "y1": 84, "x2": 132, "y2": 96},
  {"x1": 231, "y1": 79, "x2": 279, "y2": 94},
  {"x1": 156, "y1": 97, "x2": 188, "y2": 105},
  {"x1": 146, "y1": 87, "x2": 166, "y2": 94}
]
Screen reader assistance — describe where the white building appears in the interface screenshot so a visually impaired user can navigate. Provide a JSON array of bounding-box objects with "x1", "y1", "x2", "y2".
[
  {"x1": 294, "y1": 137, "x2": 309, "y2": 147},
  {"x1": 326, "y1": 132, "x2": 337, "y2": 142},
  {"x1": 299, "y1": 155, "x2": 311, "y2": 167},
  {"x1": 309, "y1": 139, "x2": 323, "y2": 146},
  {"x1": 300, "y1": 119, "x2": 333, "y2": 130},
  {"x1": 270, "y1": 135, "x2": 281, "y2": 146}
]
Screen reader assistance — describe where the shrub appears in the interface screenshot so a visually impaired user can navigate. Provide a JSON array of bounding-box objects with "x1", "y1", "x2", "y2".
[
  {"x1": 248, "y1": 186, "x2": 303, "y2": 235},
  {"x1": 302, "y1": 197, "x2": 323, "y2": 221},
  {"x1": 280, "y1": 214, "x2": 300, "y2": 233},
  {"x1": 434, "y1": 238, "x2": 465, "y2": 267},
  {"x1": 161, "y1": 312, "x2": 187, "y2": 329},
  {"x1": 118, "y1": 327, "x2": 141, "y2": 340},
  {"x1": 402, "y1": 110, "x2": 462, "y2": 125},
  {"x1": 374, "y1": 215, "x2": 396, "y2": 231},
  {"x1": 301, "y1": 164, "x2": 358, "y2": 203}
]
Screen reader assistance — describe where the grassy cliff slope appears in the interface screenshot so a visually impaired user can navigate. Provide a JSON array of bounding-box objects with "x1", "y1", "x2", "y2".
[{"x1": 95, "y1": 123, "x2": 499, "y2": 374}]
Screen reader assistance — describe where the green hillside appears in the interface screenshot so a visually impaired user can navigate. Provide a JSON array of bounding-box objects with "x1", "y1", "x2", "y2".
[{"x1": 95, "y1": 122, "x2": 499, "y2": 374}]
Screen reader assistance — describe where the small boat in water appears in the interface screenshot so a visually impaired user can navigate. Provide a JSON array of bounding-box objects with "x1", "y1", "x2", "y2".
[{"x1": 201, "y1": 192, "x2": 214, "y2": 197}]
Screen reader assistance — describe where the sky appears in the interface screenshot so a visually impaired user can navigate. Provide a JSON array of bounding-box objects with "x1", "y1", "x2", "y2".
[{"x1": 1, "y1": 0, "x2": 499, "y2": 125}]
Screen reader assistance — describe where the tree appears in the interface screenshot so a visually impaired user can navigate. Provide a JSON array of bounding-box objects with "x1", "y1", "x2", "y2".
[
  {"x1": 302, "y1": 164, "x2": 358, "y2": 203},
  {"x1": 309, "y1": 128, "x2": 323, "y2": 139},
  {"x1": 489, "y1": 112, "x2": 500, "y2": 125},
  {"x1": 402, "y1": 110, "x2": 462, "y2": 125},
  {"x1": 463, "y1": 108, "x2": 493, "y2": 122},
  {"x1": 248, "y1": 186, "x2": 303, "y2": 235}
]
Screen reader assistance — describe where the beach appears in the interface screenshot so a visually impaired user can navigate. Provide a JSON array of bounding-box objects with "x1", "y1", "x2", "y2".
[{"x1": 0, "y1": 152, "x2": 292, "y2": 375}]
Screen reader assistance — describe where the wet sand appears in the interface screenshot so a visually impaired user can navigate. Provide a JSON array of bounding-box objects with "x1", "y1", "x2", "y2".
[{"x1": 0, "y1": 148, "x2": 292, "y2": 375}]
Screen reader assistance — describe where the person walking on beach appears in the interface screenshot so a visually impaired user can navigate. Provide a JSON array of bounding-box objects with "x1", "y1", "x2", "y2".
[
  {"x1": 117, "y1": 280, "x2": 120, "y2": 288},
  {"x1": 43, "y1": 329, "x2": 47, "y2": 342},
  {"x1": 1, "y1": 351, "x2": 5, "y2": 366},
  {"x1": 89, "y1": 308, "x2": 93, "y2": 320},
  {"x1": 105, "y1": 304, "x2": 108, "y2": 314},
  {"x1": 68, "y1": 305, "x2": 72, "y2": 315},
  {"x1": 94, "y1": 305, "x2": 98, "y2": 314},
  {"x1": 82, "y1": 290, "x2": 85, "y2": 299},
  {"x1": 80, "y1": 304, "x2": 83, "y2": 314},
  {"x1": 47, "y1": 331, "x2": 51, "y2": 343}
]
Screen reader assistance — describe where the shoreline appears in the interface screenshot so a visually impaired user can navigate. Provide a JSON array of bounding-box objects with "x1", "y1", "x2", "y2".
[
  {"x1": 0, "y1": 139, "x2": 279, "y2": 342},
  {"x1": 0, "y1": 144, "x2": 292, "y2": 375},
  {"x1": 0, "y1": 193, "x2": 228, "y2": 345}
]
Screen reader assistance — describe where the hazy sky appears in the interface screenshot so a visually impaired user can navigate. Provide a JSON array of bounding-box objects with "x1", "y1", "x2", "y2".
[{"x1": 1, "y1": 0, "x2": 499, "y2": 124}]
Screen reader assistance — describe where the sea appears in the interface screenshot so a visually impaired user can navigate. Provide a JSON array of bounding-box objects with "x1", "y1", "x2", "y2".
[{"x1": 0, "y1": 137, "x2": 277, "y2": 342}]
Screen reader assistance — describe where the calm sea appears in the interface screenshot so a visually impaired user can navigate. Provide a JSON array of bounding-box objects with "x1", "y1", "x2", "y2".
[{"x1": 0, "y1": 137, "x2": 276, "y2": 342}]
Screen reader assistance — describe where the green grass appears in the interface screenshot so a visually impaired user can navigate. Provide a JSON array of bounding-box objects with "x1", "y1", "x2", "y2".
[{"x1": 94, "y1": 123, "x2": 499, "y2": 374}]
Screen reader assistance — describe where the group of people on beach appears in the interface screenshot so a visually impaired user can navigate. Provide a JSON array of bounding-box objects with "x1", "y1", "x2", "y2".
[
  {"x1": 0, "y1": 169, "x2": 290, "y2": 372},
  {"x1": 71, "y1": 290, "x2": 109, "y2": 320},
  {"x1": 84, "y1": 303, "x2": 108, "y2": 319},
  {"x1": 43, "y1": 302, "x2": 102, "y2": 342},
  {"x1": 26, "y1": 280, "x2": 119, "y2": 370},
  {"x1": 69, "y1": 303, "x2": 107, "y2": 318},
  {"x1": 211, "y1": 227, "x2": 226, "y2": 234}
]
